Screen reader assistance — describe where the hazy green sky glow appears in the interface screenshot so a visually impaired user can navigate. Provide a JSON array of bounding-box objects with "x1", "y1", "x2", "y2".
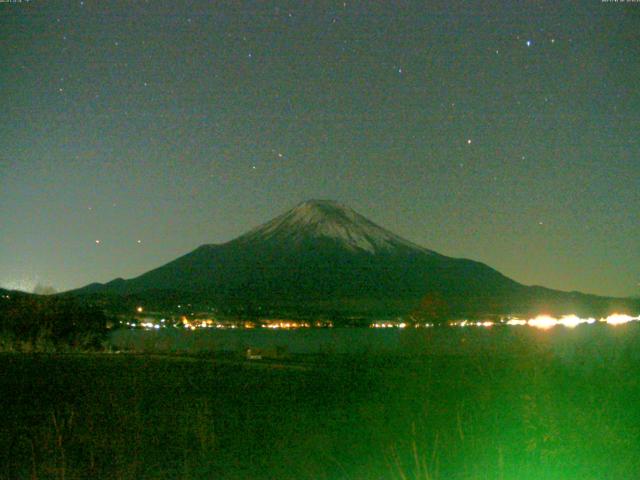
[{"x1": 1, "y1": 1, "x2": 638, "y2": 297}]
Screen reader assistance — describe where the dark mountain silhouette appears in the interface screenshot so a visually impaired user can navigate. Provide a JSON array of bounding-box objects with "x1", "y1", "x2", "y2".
[{"x1": 66, "y1": 200, "x2": 638, "y2": 320}]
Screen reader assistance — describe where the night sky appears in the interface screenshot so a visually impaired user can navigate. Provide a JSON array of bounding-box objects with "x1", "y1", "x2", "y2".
[{"x1": 1, "y1": 1, "x2": 638, "y2": 297}]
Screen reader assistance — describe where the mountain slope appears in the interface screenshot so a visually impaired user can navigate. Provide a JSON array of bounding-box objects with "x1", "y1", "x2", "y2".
[{"x1": 67, "y1": 200, "x2": 637, "y2": 319}]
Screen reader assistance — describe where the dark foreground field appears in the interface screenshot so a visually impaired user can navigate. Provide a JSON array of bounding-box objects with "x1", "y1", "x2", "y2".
[{"x1": 2, "y1": 327, "x2": 640, "y2": 479}]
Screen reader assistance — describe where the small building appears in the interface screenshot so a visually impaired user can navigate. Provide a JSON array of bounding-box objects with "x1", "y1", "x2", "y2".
[{"x1": 245, "y1": 346, "x2": 288, "y2": 361}]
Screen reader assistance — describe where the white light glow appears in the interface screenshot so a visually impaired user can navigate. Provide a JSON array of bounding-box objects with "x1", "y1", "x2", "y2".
[
  {"x1": 506, "y1": 319, "x2": 527, "y2": 326},
  {"x1": 528, "y1": 315, "x2": 558, "y2": 330},
  {"x1": 557, "y1": 315, "x2": 594, "y2": 328},
  {"x1": 604, "y1": 313, "x2": 640, "y2": 325}
]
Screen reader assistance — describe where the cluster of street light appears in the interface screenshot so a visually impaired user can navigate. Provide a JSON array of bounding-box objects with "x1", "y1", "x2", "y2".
[
  {"x1": 371, "y1": 314, "x2": 640, "y2": 330},
  {"x1": 507, "y1": 313, "x2": 640, "y2": 330},
  {"x1": 127, "y1": 307, "x2": 639, "y2": 332}
]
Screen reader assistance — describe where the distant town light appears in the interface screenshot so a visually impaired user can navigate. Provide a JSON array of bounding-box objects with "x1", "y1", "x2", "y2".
[
  {"x1": 558, "y1": 315, "x2": 594, "y2": 328},
  {"x1": 507, "y1": 318, "x2": 527, "y2": 326},
  {"x1": 604, "y1": 313, "x2": 640, "y2": 325},
  {"x1": 527, "y1": 315, "x2": 558, "y2": 330}
]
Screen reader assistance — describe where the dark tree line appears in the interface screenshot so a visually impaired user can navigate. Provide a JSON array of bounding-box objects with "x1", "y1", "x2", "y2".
[{"x1": 0, "y1": 292, "x2": 109, "y2": 350}]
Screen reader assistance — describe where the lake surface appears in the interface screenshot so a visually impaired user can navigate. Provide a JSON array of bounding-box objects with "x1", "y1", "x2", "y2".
[{"x1": 109, "y1": 322, "x2": 640, "y2": 360}]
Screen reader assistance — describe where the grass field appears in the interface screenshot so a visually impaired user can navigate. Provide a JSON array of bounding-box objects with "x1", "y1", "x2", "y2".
[{"x1": 2, "y1": 325, "x2": 640, "y2": 479}]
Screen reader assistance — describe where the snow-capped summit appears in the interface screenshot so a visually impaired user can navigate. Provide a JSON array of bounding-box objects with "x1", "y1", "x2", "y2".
[{"x1": 236, "y1": 199, "x2": 429, "y2": 254}]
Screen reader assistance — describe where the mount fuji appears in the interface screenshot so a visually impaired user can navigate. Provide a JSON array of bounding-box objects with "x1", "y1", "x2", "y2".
[{"x1": 68, "y1": 200, "x2": 635, "y2": 320}]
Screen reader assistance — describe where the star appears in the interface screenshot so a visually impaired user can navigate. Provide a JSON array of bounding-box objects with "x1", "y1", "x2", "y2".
[
  {"x1": 137, "y1": 240, "x2": 142, "y2": 244},
  {"x1": 95, "y1": 240, "x2": 101, "y2": 245},
  {"x1": 526, "y1": 40, "x2": 532, "y2": 47},
  {"x1": 466, "y1": 139, "x2": 472, "y2": 145}
]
